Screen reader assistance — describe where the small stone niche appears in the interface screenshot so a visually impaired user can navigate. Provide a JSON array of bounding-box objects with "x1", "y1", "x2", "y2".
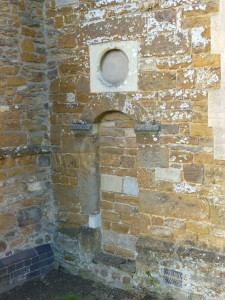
[{"x1": 89, "y1": 41, "x2": 138, "y2": 93}]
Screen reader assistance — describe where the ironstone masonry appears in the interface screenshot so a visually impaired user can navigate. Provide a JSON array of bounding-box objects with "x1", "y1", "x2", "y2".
[{"x1": 1, "y1": 0, "x2": 225, "y2": 299}]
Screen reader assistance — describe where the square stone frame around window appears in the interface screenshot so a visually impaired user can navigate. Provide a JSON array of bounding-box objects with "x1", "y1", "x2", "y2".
[{"x1": 89, "y1": 41, "x2": 138, "y2": 93}]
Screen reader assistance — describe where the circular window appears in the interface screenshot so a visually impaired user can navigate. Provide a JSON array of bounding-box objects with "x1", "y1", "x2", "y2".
[{"x1": 100, "y1": 49, "x2": 129, "y2": 86}]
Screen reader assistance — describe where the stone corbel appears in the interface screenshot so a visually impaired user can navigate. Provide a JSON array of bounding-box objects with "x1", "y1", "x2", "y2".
[{"x1": 71, "y1": 121, "x2": 93, "y2": 135}]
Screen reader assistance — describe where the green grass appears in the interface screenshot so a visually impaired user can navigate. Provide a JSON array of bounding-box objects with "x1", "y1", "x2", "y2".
[{"x1": 52, "y1": 295, "x2": 94, "y2": 300}]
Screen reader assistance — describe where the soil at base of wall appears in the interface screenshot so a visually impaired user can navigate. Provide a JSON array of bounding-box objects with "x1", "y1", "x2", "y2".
[{"x1": 0, "y1": 268, "x2": 156, "y2": 300}]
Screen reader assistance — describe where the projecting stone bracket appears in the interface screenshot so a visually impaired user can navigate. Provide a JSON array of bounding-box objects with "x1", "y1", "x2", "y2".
[
  {"x1": 71, "y1": 121, "x2": 93, "y2": 134},
  {"x1": 134, "y1": 122, "x2": 161, "y2": 134}
]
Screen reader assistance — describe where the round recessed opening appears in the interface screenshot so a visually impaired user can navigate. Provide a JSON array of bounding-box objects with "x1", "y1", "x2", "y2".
[{"x1": 100, "y1": 49, "x2": 129, "y2": 86}]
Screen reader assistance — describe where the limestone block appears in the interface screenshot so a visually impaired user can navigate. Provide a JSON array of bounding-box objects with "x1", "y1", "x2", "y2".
[
  {"x1": 118, "y1": 234, "x2": 137, "y2": 252},
  {"x1": 183, "y1": 164, "x2": 204, "y2": 183},
  {"x1": 123, "y1": 176, "x2": 139, "y2": 196},
  {"x1": 137, "y1": 145, "x2": 169, "y2": 169},
  {"x1": 56, "y1": 0, "x2": 78, "y2": 7},
  {"x1": 101, "y1": 174, "x2": 123, "y2": 193},
  {"x1": 89, "y1": 41, "x2": 138, "y2": 93},
  {"x1": 89, "y1": 214, "x2": 101, "y2": 229},
  {"x1": 27, "y1": 181, "x2": 43, "y2": 192},
  {"x1": 79, "y1": 171, "x2": 100, "y2": 214},
  {"x1": 155, "y1": 168, "x2": 181, "y2": 182},
  {"x1": 102, "y1": 230, "x2": 119, "y2": 247}
]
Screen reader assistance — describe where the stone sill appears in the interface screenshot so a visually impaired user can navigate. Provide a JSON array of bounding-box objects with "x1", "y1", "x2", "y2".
[{"x1": 92, "y1": 252, "x2": 136, "y2": 273}]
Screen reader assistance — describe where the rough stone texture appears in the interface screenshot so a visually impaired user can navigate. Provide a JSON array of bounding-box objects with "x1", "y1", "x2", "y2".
[
  {"x1": 123, "y1": 176, "x2": 139, "y2": 196},
  {"x1": 155, "y1": 168, "x2": 182, "y2": 182},
  {"x1": 79, "y1": 170, "x2": 100, "y2": 214},
  {"x1": 17, "y1": 206, "x2": 43, "y2": 227},
  {"x1": 54, "y1": 226, "x2": 101, "y2": 275},
  {"x1": 101, "y1": 174, "x2": 123, "y2": 193},
  {"x1": 183, "y1": 164, "x2": 204, "y2": 183},
  {"x1": 136, "y1": 236, "x2": 225, "y2": 299},
  {"x1": 0, "y1": 0, "x2": 54, "y2": 283}
]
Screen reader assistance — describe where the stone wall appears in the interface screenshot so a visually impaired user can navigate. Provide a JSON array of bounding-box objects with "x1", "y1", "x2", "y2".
[
  {"x1": 45, "y1": 0, "x2": 225, "y2": 298},
  {"x1": 0, "y1": 0, "x2": 54, "y2": 263},
  {"x1": 2, "y1": 0, "x2": 225, "y2": 298},
  {"x1": 47, "y1": 0, "x2": 222, "y2": 248}
]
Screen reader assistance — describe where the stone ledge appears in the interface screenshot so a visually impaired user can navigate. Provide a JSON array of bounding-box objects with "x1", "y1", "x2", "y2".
[
  {"x1": 92, "y1": 252, "x2": 136, "y2": 273},
  {"x1": 0, "y1": 145, "x2": 52, "y2": 160},
  {"x1": 134, "y1": 122, "x2": 161, "y2": 133}
]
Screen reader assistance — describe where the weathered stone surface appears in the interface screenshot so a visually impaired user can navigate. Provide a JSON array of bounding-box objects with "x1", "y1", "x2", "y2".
[
  {"x1": 123, "y1": 176, "x2": 139, "y2": 196},
  {"x1": 0, "y1": 213, "x2": 17, "y2": 235},
  {"x1": 56, "y1": 0, "x2": 78, "y2": 6},
  {"x1": 78, "y1": 15, "x2": 147, "y2": 45},
  {"x1": 17, "y1": 206, "x2": 42, "y2": 227},
  {"x1": 134, "y1": 123, "x2": 161, "y2": 133},
  {"x1": 139, "y1": 70, "x2": 176, "y2": 91},
  {"x1": 183, "y1": 164, "x2": 204, "y2": 183},
  {"x1": 79, "y1": 227, "x2": 101, "y2": 255},
  {"x1": 101, "y1": 174, "x2": 123, "y2": 193},
  {"x1": 155, "y1": 168, "x2": 181, "y2": 182},
  {"x1": 137, "y1": 145, "x2": 169, "y2": 169},
  {"x1": 79, "y1": 171, "x2": 100, "y2": 214},
  {"x1": 139, "y1": 189, "x2": 208, "y2": 220},
  {"x1": 142, "y1": 31, "x2": 190, "y2": 57},
  {"x1": 37, "y1": 154, "x2": 51, "y2": 167},
  {"x1": 0, "y1": 241, "x2": 7, "y2": 252},
  {"x1": 54, "y1": 184, "x2": 79, "y2": 204}
]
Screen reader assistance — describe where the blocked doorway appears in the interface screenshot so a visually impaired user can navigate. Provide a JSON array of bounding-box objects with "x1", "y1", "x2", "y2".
[{"x1": 99, "y1": 112, "x2": 140, "y2": 259}]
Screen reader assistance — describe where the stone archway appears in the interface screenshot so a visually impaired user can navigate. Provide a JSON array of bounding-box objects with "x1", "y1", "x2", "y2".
[{"x1": 81, "y1": 93, "x2": 150, "y2": 124}]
